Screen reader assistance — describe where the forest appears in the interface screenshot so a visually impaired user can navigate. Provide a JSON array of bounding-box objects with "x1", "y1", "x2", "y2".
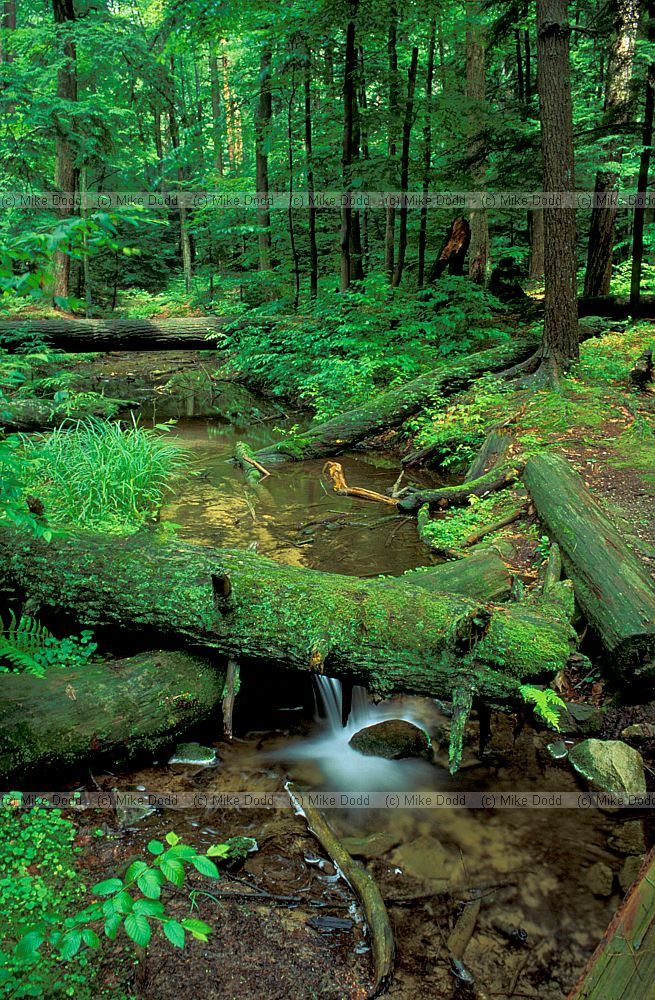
[{"x1": 0, "y1": 0, "x2": 655, "y2": 997}]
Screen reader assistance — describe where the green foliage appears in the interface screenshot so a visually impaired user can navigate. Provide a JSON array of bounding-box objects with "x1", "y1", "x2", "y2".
[
  {"x1": 18, "y1": 419, "x2": 189, "y2": 532},
  {"x1": 519, "y1": 685, "x2": 566, "y2": 731},
  {"x1": 418, "y1": 492, "x2": 520, "y2": 551},
  {"x1": 0, "y1": 611, "x2": 98, "y2": 676}
]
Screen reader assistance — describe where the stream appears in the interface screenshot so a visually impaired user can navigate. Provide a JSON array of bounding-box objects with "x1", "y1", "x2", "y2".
[{"x1": 68, "y1": 405, "x2": 631, "y2": 999}]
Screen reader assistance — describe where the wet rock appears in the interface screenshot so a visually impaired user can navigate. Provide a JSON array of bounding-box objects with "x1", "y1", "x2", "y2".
[
  {"x1": 348, "y1": 720, "x2": 431, "y2": 760},
  {"x1": 342, "y1": 832, "x2": 400, "y2": 860},
  {"x1": 168, "y1": 742, "x2": 217, "y2": 766},
  {"x1": 618, "y1": 855, "x2": 646, "y2": 894},
  {"x1": 389, "y1": 835, "x2": 452, "y2": 888},
  {"x1": 546, "y1": 740, "x2": 569, "y2": 761},
  {"x1": 566, "y1": 703, "x2": 605, "y2": 736},
  {"x1": 583, "y1": 862, "x2": 614, "y2": 897},
  {"x1": 620, "y1": 722, "x2": 655, "y2": 743},
  {"x1": 608, "y1": 821, "x2": 647, "y2": 857},
  {"x1": 567, "y1": 739, "x2": 646, "y2": 797}
]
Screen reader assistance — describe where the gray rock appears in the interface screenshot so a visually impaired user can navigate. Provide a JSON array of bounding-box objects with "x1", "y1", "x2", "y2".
[
  {"x1": 608, "y1": 821, "x2": 647, "y2": 857},
  {"x1": 389, "y1": 835, "x2": 452, "y2": 888},
  {"x1": 546, "y1": 740, "x2": 569, "y2": 761},
  {"x1": 566, "y1": 703, "x2": 605, "y2": 736},
  {"x1": 618, "y1": 855, "x2": 646, "y2": 894},
  {"x1": 567, "y1": 739, "x2": 646, "y2": 797},
  {"x1": 168, "y1": 742, "x2": 217, "y2": 766},
  {"x1": 620, "y1": 722, "x2": 655, "y2": 743},
  {"x1": 342, "y1": 832, "x2": 400, "y2": 860},
  {"x1": 349, "y1": 720, "x2": 432, "y2": 760},
  {"x1": 583, "y1": 862, "x2": 614, "y2": 897}
]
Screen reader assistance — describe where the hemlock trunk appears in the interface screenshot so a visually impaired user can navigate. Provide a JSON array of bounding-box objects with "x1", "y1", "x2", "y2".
[
  {"x1": 0, "y1": 650, "x2": 226, "y2": 782},
  {"x1": 0, "y1": 528, "x2": 576, "y2": 711},
  {"x1": 523, "y1": 453, "x2": 655, "y2": 680}
]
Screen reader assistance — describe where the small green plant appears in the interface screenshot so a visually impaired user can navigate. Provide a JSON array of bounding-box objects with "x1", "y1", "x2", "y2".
[
  {"x1": 418, "y1": 492, "x2": 521, "y2": 551},
  {"x1": 535, "y1": 535, "x2": 551, "y2": 562},
  {"x1": 19, "y1": 418, "x2": 188, "y2": 532},
  {"x1": 0, "y1": 612, "x2": 97, "y2": 676},
  {"x1": 519, "y1": 685, "x2": 566, "y2": 730}
]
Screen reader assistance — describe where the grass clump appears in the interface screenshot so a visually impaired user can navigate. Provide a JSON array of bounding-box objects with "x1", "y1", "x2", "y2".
[{"x1": 20, "y1": 418, "x2": 188, "y2": 532}]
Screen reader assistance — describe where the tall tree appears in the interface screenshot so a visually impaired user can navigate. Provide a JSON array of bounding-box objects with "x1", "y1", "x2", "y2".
[
  {"x1": 536, "y1": 0, "x2": 578, "y2": 371},
  {"x1": 340, "y1": 13, "x2": 357, "y2": 292},
  {"x1": 630, "y1": 3, "x2": 655, "y2": 310},
  {"x1": 209, "y1": 46, "x2": 225, "y2": 177},
  {"x1": 52, "y1": 0, "x2": 78, "y2": 303},
  {"x1": 0, "y1": 0, "x2": 16, "y2": 65},
  {"x1": 417, "y1": 18, "x2": 437, "y2": 289},
  {"x1": 255, "y1": 45, "x2": 273, "y2": 271},
  {"x1": 392, "y1": 46, "x2": 418, "y2": 287},
  {"x1": 583, "y1": 0, "x2": 640, "y2": 297},
  {"x1": 303, "y1": 42, "x2": 318, "y2": 300},
  {"x1": 384, "y1": 6, "x2": 399, "y2": 282},
  {"x1": 166, "y1": 56, "x2": 193, "y2": 294},
  {"x1": 466, "y1": 1, "x2": 490, "y2": 285}
]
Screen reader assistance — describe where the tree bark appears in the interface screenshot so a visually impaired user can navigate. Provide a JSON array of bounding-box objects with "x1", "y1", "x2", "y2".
[
  {"x1": 428, "y1": 217, "x2": 471, "y2": 281},
  {"x1": 0, "y1": 0, "x2": 16, "y2": 64},
  {"x1": 384, "y1": 8, "x2": 400, "y2": 282},
  {"x1": 523, "y1": 453, "x2": 655, "y2": 680},
  {"x1": 536, "y1": 0, "x2": 579, "y2": 370},
  {"x1": 417, "y1": 19, "x2": 437, "y2": 289},
  {"x1": 255, "y1": 45, "x2": 273, "y2": 271},
  {"x1": 304, "y1": 44, "x2": 318, "y2": 300},
  {"x1": 392, "y1": 47, "x2": 419, "y2": 287},
  {"x1": 0, "y1": 529, "x2": 577, "y2": 713},
  {"x1": 467, "y1": 2, "x2": 490, "y2": 285},
  {"x1": 340, "y1": 15, "x2": 357, "y2": 292},
  {"x1": 209, "y1": 47, "x2": 225, "y2": 176},
  {"x1": 52, "y1": 0, "x2": 78, "y2": 304},
  {"x1": 584, "y1": 0, "x2": 640, "y2": 297},
  {"x1": 0, "y1": 651, "x2": 225, "y2": 782},
  {"x1": 399, "y1": 542, "x2": 513, "y2": 602},
  {"x1": 528, "y1": 208, "x2": 545, "y2": 281},
  {"x1": 167, "y1": 56, "x2": 193, "y2": 295},
  {"x1": 630, "y1": 5, "x2": 655, "y2": 311}
]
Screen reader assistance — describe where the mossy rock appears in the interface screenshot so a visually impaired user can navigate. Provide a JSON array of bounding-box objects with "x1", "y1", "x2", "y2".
[{"x1": 348, "y1": 720, "x2": 432, "y2": 760}]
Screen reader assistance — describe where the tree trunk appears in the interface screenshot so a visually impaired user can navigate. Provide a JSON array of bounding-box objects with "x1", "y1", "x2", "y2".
[
  {"x1": 221, "y1": 46, "x2": 236, "y2": 172},
  {"x1": 630, "y1": 5, "x2": 655, "y2": 311},
  {"x1": 304, "y1": 44, "x2": 318, "y2": 300},
  {"x1": 340, "y1": 15, "x2": 357, "y2": 292},
  {"x1": 0, "y1": 0, "x2": 16, "y2": 64},
  {"x1": 584, "y1": 0, "x2": 640, "y2": 297},
  {"x1": 167, "y1": 57, "x2": 193, "y2": 295},
  {"x1": 523, "y1": 452, "x2": 655, "y2": 681},
  {"x1": 417, "y1": 19, "x2": 437, "y2": 289},
  {"x1": 52, "y1": 0, "x2": 78, "y2": 304},
  {"x1": 428, "y1": 217, "x2": 471, "y2": 281},
  {"x1": 0, "y1": 529, "x2": 577, "y2": 714},
  {"x1": 536, "y1": 0, "x2": 579, "y2": 370},
  {"x1": 255, "y1": 45, "x2": 273, "y2": 271},
  {"x1": 392, "y1": 47, "x2": 419, "y2": 287},
  {"x1": 252, "y1": 331, "x2": 541, "y2": 465},
  {"x1": 515, "y1": 29, "x2": 525, "y2": 103},
  {"x1": 528, "y1": 208, "x2": 545, "y2": 280},
  {"x1": 384, "y1": 8, "x2": 400, "y2": 282},
  {"x1": 209, "y1": 47, "x2": 225, "y2": 176},
  {"x1": 525, "y1": 28, "x2": 532, "y2": 102},
  {"x1": 287, "y1": 67, "x2": 300, "y2": 309},
  {"x1": 0, "y1": 651, "x2": 225, "y2": 782},
  {"x1": 467, "y1": 2, "x2": 490, "y2": 285}
]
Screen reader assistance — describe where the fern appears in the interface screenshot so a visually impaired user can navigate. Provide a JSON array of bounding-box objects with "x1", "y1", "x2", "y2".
[
  {"x1": 519, "y1": 685, "x2": 566, "y2": 731},
  {"x1": 0, "y1": 612, "x2": 55, "y2": 676}
]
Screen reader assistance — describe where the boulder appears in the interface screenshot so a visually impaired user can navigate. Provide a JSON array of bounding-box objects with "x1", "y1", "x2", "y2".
[
  {"x1": 342, "y1": 832, "x2": 400, "y2": 860},
  {"x1": 618, "y1": 854, "x2": 646, "y2": 894},
  {"x1": 608, "y1": 821, "x2": 647, "y2": 857},
  {"x1": 349, "y1": 720, "x2": 432, "y2": 760},
  {"x1": 583, "y1": 862, "x2": 614, "y2": 897},
  {"x1": 567, "y1": 739, "x2": 646, "y2": 797}
]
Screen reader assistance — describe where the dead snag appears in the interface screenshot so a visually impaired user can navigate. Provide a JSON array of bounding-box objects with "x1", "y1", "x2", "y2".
[
  {"x1": 323, "y1": 461, "x2": 398, "y2": 505},
  {"x1": 428, "y1": 216, "x2": 471, "y2": 281}
]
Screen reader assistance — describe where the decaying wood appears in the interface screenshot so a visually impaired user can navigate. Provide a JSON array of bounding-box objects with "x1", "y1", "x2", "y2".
[
  {"x1": 222, "y1": 658, "x2": 240, "y2": 740},
  {"x1": 286, "y1": 780, "x2": 395, "y2": 998},
  {"x1": 567, "y1": 848, "x2": 655, "y2": 1000},
  {"x1": 323, "y1": 462, "x2": 398, "y2": 506},
  {"x1": 0, "y1": 527, "x2": 578, "y2": 719},
  {"x1": 234, "y1": 441, "x2": 271, "y2": 485},
  {"x1": 447, "y1": 897, "x2": 482, "y2": 960},
  {"x1": 0, "y1": 651, "x2": 225, "y2": 781},
  {"x1": 399, "y1": 541, "x2": 514, "y2": 602},
  {"x1": 398, "y1": 463, "x2": 523, "y2": 514},
  {"x1": 630, "y1": 348, "x2": 653, "y2": 389},
  {"x1": 428, "y1": 216, "x2": 472, "y2": 281},
  {"x1": 463, "y1": 502, "x2": 530, "y2": 547},
  {"x1": 464, "y1": 430, "x2": 513, "y2": 482},
  {"x1": 523, "y1": 453, "x2": 655, "y2": 679}
]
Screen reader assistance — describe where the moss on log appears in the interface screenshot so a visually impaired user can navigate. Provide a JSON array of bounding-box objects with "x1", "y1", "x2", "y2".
[
  {"x1": 253, "y1": 335, "x2": 541, "y2": 466},
  {"x1": 0, "y1": 650, "x2": 225, "y2": 782},
  {"x1": 0, "y1": 528, "x2": 576, "y2": 713},
  {"x1": 398, "y1": 463, "x2": 523, "y2": 514},
  {"x1": 400, "y1": 543, "x2": 514, "y2": 602},
  {"x1": 523, "y1": 453, "x2": 655, "y2": 681}
]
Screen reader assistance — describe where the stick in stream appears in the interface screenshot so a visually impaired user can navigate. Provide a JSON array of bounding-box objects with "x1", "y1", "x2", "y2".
[
  {"x1": 285, "y1": 781, "x2": 394, "y2": 998},
  {"x1": 222, "y1": 658, "x2": 240, "y2": 740},
  {"x1": 322, "y1": 462, "x2": 399, "y2": 506},
  {"x1": 234, "y1": 441, "x2": 272, "y2": 485}
]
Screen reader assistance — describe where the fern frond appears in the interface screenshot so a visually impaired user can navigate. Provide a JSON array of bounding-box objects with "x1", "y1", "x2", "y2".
[
  {"x1": 519, "y1": 684, "x2": 566, "y2": 731},
  {"x1": 3, "y1": 611, "x2": 54, "y2": 652},
  {"x1": 0, "y1": 637, "x2": 45, "y2": 676}
]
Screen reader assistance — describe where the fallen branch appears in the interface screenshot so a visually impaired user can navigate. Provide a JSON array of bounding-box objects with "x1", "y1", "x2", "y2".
[
  {"x1": 286, "y1": 781, "x2": 394, "y2": 999},
  {"x1": 234, "y1": 441, "x2": 271, "y2": 485},
  {"x1": 323, "y1": 462, "x2": 398, "y2": 506},
  {"x1": 463, "y1": 503, "x2": 530, "y2": 547}
]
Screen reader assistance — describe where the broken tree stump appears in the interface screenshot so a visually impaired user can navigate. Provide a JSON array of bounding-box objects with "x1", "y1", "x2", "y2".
[
  {"x1": 428, "y1": 217, "x2": 472, "y2": 281},
  {"x1": 630, "y1": 348, "x2": 653, "y2": 389}
]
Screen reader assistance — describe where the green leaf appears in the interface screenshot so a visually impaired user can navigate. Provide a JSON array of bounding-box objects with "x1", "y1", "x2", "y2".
[
  {"x1": 112, "y1": 890, "x2": 134, "y2": 915},
  {"x1": 59, "y1": 930, "x2": 82, "y2": 960},
  {"x1": 137, "y1": 868, "x2": 163, "y2": 899},
  {"x1": 159, "y1": 857, "x2": 185, "y2": 886},
  {"x1": 124, "y1": 913, "x2": 151, "y2": 948},
  {"x1": 147, "y1": 839, "x2": 164, "y2": 855},
  {"x1": 163, "y1": 920, "x2": 186, "y2": 949},
  {"x1": 125, "y1": 860, "x2": 149, "y2": 883},
  {"x1": 207, "y1": 844, "x2": 231, "y2": 858},
  {"x1": 181, "y1": 918, "x2": 212, "y2": 941},
  {"x1": 15, "y1": 930, "x2": 44, "y2": 959},
  {"x1": 165, "y1": 831, "x2": 181, "y2": 846},
  {"x1": 81, "y1": 929, "x2": 100, "y2": 949},
  {"x1": 92, "y1": 878, "x2": 123, "y2": 896},
  {"x1": 103, "y1": 914, "x2": 122, "y2": 941},
  {"x1": 190, "y1": 856, "x2": 220, "y2": 879},
  {"x1": 133, "y1": 899, "x2": 165, "y2": 918}
]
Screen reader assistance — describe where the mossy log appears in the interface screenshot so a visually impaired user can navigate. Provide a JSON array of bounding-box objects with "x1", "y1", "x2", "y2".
[
  {"x1": 0, "y1": 528, "x2": 576, "y2": 713},
  {"x1": 577, "y1": 295, "x2": 655, "y2": 319},
  {"x1": 252, "y1": 335, "x2": 541, "y2": 466},
  {"x1": 568, "y1": 848, "x2": 655, "y2": 1000},
  {"x1": 399, "y1": 542, "x2": 514, "y2": 602},
  {"x1": 523, "y1": 453, "x2": 655, "y2": 681},
  {"x1": 398, "y1": 463, "x2": 523, "y2": 515},
  {"x1": 464, "y1": 430, "x2": 513, "y2": 482},
  {"x1": 234, "y1": 441, "x2": 270, "y2": 485},
  {"x1": 0, "y1": 650, "x2": 225, "y2": 782}
]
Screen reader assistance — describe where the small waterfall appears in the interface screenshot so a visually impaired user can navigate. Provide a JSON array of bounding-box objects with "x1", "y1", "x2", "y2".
[{"x1": 314, "y1": 676, "x2": 373, "y2": 734}]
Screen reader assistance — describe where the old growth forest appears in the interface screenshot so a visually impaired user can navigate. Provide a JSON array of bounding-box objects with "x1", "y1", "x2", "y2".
[{"x1": 1, "y1": 0, "x2": 655, "y2": 997}]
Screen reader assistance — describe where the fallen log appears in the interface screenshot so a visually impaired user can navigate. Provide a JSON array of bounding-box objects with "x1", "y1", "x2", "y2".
[
  {"x1": 0, "y1": 650, "x2": 225, "y2": 782},
  {"x1": 0, "y1": 528, "x2": 577, "y2": 717},
  {"x1": 399, "y1": 541, "x2": 514, "y2": 602},
  {"x1": 464, "y1": 430, "x2": 513, "y2": 482},
  {"x1": 252, "y1": 335, "x2": 542, "y2": 466},
  {"x1": 397, "y1": 463, "x2": 523, "y2": 515},
  {"x1": 286, "y1": 781, "x2": 394, "y2": 999},
  {"x1": 567, "y1": 847, "x2": 655, "y2": 1000},
  {"x1": 323, "y1": 462, "x2": 398, "y2": 506},
  {"x1": 630, "y1": 348, "x2": 653, "y2": 389},
  {"x1": 523, "y1": 453, "x2": 655, "y2": 681},
  {"x1": 578, "y1": 295, "x2": 655, "y2": 319},
  {"x1": 234, "y1": 441, "x2": 270, "y2": 485}
]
